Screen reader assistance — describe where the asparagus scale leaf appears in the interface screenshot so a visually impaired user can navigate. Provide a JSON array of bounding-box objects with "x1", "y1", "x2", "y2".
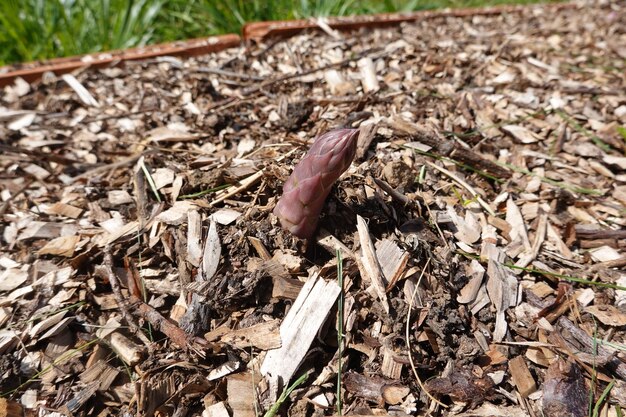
[{"x1": 274, "y1": 128, "x2": 360, "y2": 238}]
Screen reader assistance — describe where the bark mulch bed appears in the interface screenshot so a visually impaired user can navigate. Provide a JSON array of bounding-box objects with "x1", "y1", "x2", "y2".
[{"x1": 1, "y1": 1, "x2": 625, "y2": 416}]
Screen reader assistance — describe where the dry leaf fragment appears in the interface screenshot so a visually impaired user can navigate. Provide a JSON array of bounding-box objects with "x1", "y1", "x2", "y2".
[
  {"x1": 324, "y1": 69, "x2": 355, "y2": 95},
  {"x1": 457, "y1": 259, "x2": 485, "y2": 304},
  {"x1": 501, "y1": 125, "x2": 541, "y2": 144},
  {"x1": 486, "y1": 249, "x2": 518, "y2": 342},
  {"x1": 585, "y1": 305, "x2": 626, "y2": 327},
  {"x1": 38, "y1": 235, "x2": 80, "y2": 257},
  {"x1": 381, "y1": 384, "x2": 410, "y2": 405},
  {"x1": 603, "y1": 155, "x2": 626, "y2": 170},
  {"x1": 43, "y1": 202, "x2": 83, "y2": 219},
  {"x1": 505, "y1": 198, "x2": 531, "y2": 251},
  {"x1": 8, "y1": 112, "x2": 36, "y2": 130},
  {"x1": 145, "y1": 126, "x2": 198, "y2": 142},
  {"x1": 0, "y1": 267, "x2": 28, "y2": 292},
  {"x1": 209, "y1": 208, "x2": 241, "y2": 225},
  {"x1": 589, "y1": 245, "x2": 622, "y2": 262}
]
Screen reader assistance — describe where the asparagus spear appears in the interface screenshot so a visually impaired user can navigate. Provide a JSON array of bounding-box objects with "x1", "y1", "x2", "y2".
[{"x1": 274, "y1": 128, "x2": 359, "y2": 238}]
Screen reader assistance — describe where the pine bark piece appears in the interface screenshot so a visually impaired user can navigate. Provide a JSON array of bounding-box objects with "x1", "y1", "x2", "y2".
[
  {"x1": 344, "y1": 372, "x2": 392, "y2": 404},
  {"x1": 542, "y1": 358, "x2": 588, "y2": 417},
  {"x1": 273, "y1": 128, "x2": 359, "y2": 239},
  {"x1": 261, "y1": 272, "x2": 340, "y2": 384},
  {"x1": 425, "y1": 370, "x2": 495, "y2": 407}
]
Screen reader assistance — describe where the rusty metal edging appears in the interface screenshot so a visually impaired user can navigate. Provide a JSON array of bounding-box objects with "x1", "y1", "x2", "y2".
[
  {"x1": 242, "y1": 2, "x2": 577, "y2": 41},
  {"x1": 0, "y1": 2, "x2": 576, "y2": 87},
  {"x1": 0, "y1": 34, "x2": 241, "y2": 87}
]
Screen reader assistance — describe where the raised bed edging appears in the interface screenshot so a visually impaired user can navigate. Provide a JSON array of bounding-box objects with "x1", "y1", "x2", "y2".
[
  {"x1": 0, "y1": 2, "x2": 576, "y2": 87},
  {"x1": 242, "y1": 2, "x2": 576, "y2": 41},
  {"x1": 0, "y1": 34, "x2": 241, "y2": 87}
]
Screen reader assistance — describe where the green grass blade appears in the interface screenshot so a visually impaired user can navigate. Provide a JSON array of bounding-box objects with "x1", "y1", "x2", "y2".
[
  {"x1": 263, "y1": 372, "x2": 309, "y2": 417},
  {"x1": 178, "y1": 184, "x2": 231, "y2": 200}
]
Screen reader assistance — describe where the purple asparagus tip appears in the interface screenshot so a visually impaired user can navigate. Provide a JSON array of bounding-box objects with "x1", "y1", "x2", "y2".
[{"x1": 274, "y1": 128, "x2": 360, "y2": 238}]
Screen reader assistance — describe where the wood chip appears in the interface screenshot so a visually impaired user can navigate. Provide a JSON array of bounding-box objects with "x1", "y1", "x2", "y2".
[
  {"x1": 227, "y1": 373, "x2": 257, "y2": 417},
  {"x1": 61, "y1": 74, "x2": 100, "y2": 107},
  {"x1": 221, "y1": 319, "x2": 281, "y2": 350},
  {"x1": 508, "y1": 355, "x2": 536, "y2": 398},
  {"x1": 37, "y1": 235, "x2": 80, "y2": 257},
  {"x1": 356, "y1": 215, "x2": 390, "y2": 313},
  {"x1": 261, "y1": 273, "x2": 340, "y2": 384},
  {"x1": 201, "y1": 220, "x2": 221, "y2": 280},
  {"x1": 187, "y1": 210, "x2": 203, "y2": 267}
]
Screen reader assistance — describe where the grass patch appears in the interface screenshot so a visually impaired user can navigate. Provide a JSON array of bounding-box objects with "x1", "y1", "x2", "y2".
[
  {"x1": 1, "y1": 0, "x2": 561, "y2": 65},
  {"x1": 0, "y1": 0, "x2": 164, "y2": 65}
]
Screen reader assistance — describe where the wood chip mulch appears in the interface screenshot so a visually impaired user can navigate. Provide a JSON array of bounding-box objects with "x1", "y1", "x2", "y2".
[{"x1": 1, "y1": 1, "x2": 625, "y2": 416}]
